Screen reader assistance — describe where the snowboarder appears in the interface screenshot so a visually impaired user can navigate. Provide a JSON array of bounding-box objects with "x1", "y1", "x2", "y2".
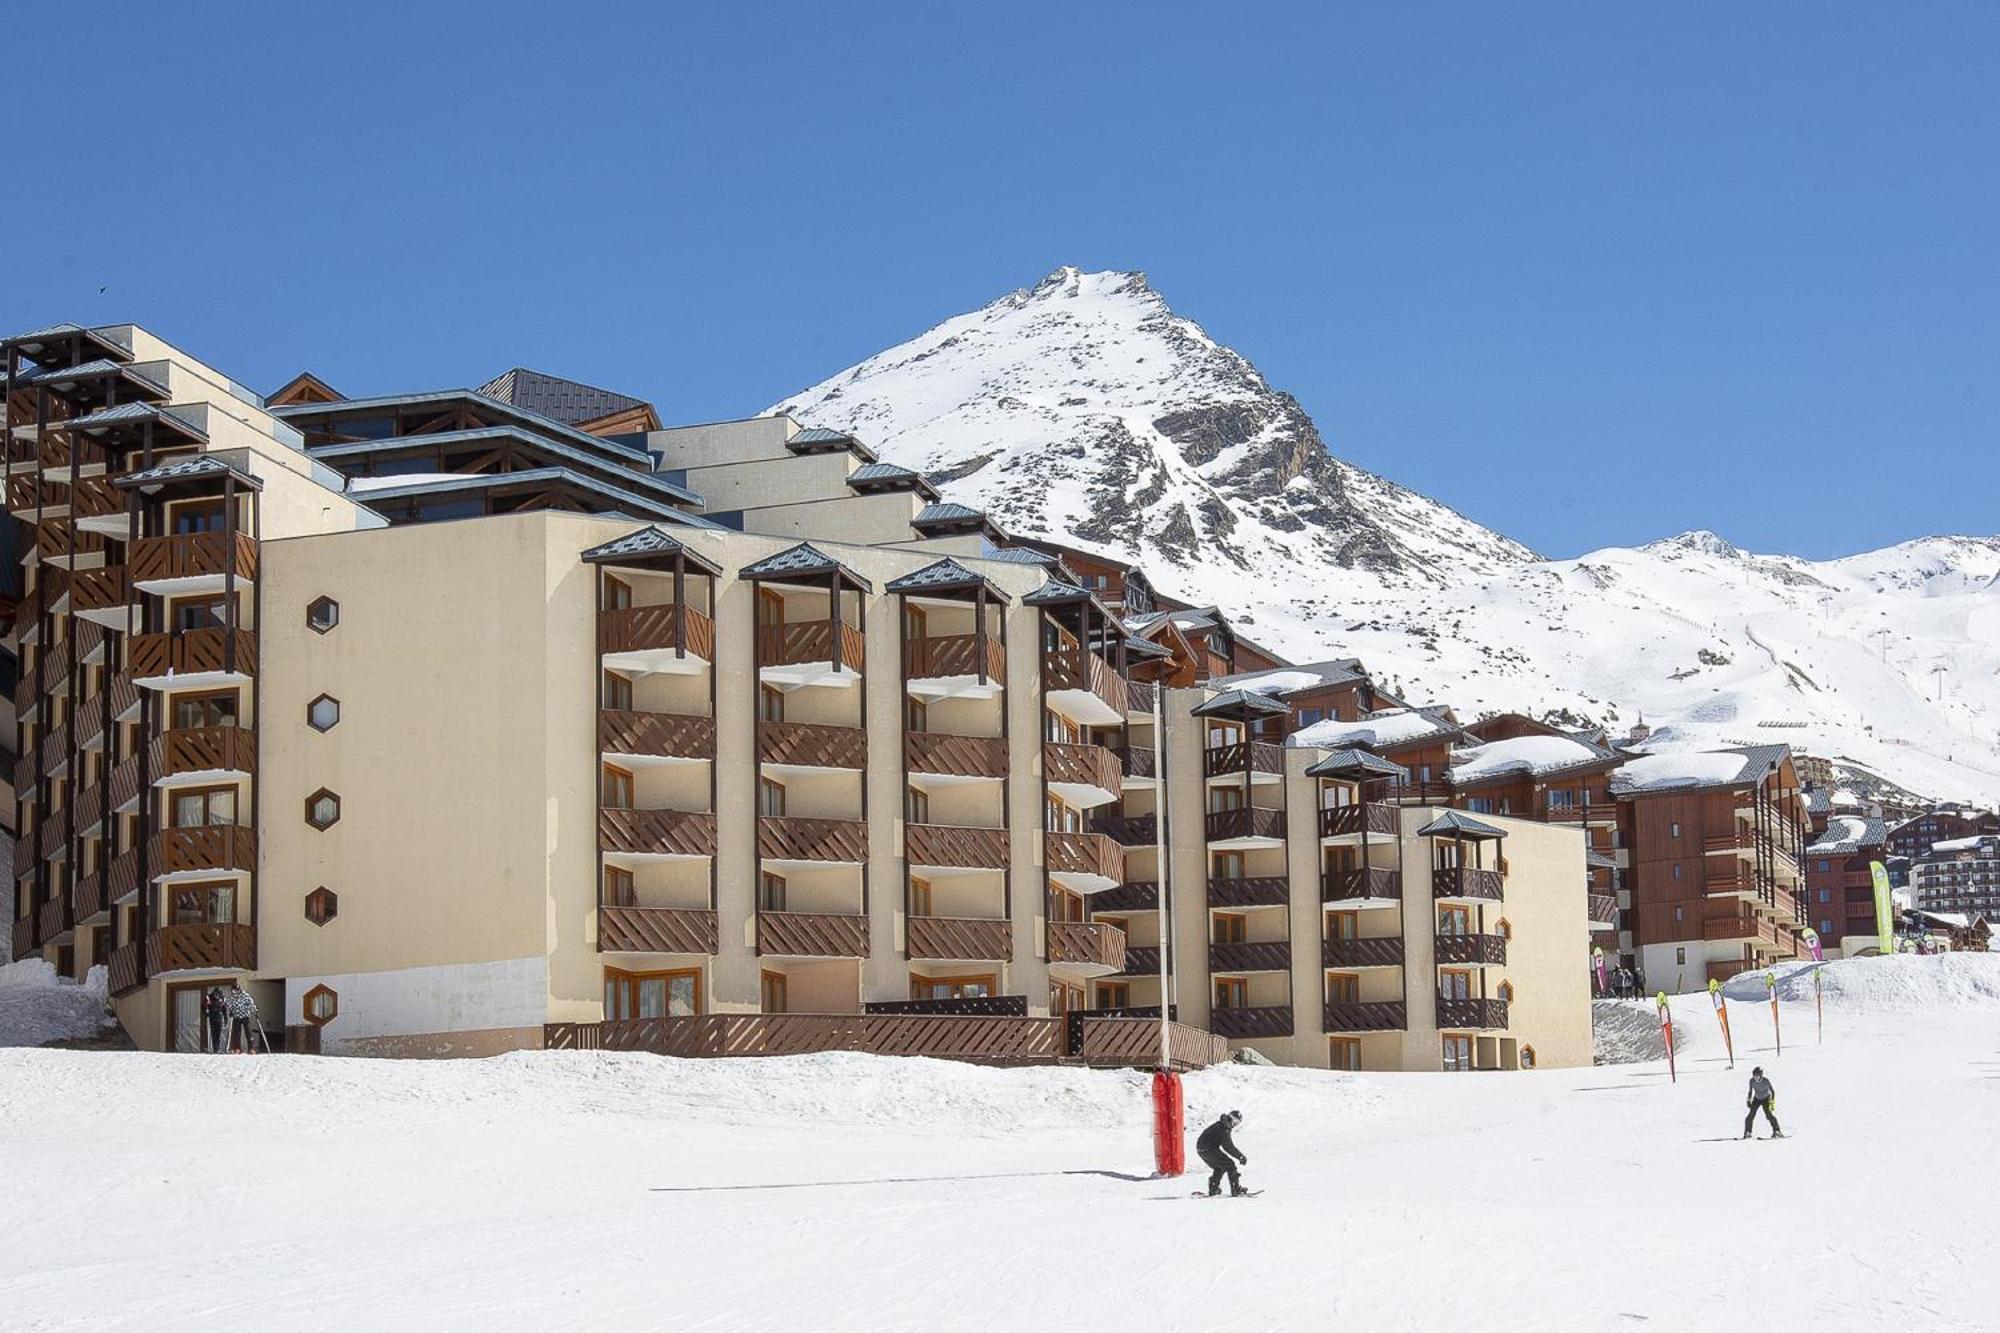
[
  {"x1": 1742, "y1": 1067, "x2": 1783, "y2": 1139},
  {"x1": 202, "y1": 986, "x2": 227, "y2": 1053},
  {"x1": 1195, "y1": 1110, "x2": 1248, "y2": 1196},
  {"x1": 224, "y1": 984, "x2": 261, "y2": 1054}
]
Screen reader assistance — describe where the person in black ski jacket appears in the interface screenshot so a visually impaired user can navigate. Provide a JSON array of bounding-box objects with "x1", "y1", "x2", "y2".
[
  {"x1": 202, "y1": 987, "x2": 227, "y2": 1053},
  {"x1": 1742, "y1": 1067, "x2": 1783, "y2": 1139},
  {"x1": 224, "y1": 985, "x2": 261, "y2": 1054},
  {"x1": 1195, "y1": 1110, "x2": 1248, "y2": 1196}
]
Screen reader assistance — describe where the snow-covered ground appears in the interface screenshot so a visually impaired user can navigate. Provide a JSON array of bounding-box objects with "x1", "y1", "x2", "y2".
[
  {"x1": 5, "y1": 955, "x2": 1998, "y2": 1332},
  {"x1": 0, "y1": 958, "x2": 115, "y2": 1049}
]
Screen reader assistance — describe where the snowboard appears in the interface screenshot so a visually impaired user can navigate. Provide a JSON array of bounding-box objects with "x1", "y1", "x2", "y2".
[{"x1": 1190, "y1": 1190, "x2": 1264, "y2": 1198}]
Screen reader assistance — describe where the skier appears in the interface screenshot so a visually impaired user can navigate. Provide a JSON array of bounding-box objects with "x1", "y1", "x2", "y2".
[
  {"x1": 202, "y1": 986, "x2": 227, "y2": 1054},
  {"x1": 1195, "y1": 1109, "x2": 1249, "y2": 1196},
  {"x1": 1742, "y1": 1066, "x2": 1783, "y2": 1139},
  {"x1": 224, "y1": 984, "x2": 261, "y2": 1054}
]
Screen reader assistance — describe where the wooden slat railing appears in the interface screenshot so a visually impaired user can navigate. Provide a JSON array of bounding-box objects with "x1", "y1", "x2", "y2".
[
  {"x1": 1117, "y1": 945, "x2": 1162, "y2": 976},
  {"x1": 903, "y1": 634, "x2": 1005, "y2": 684},
  {"x1": 758, "y1": 719, "x2": 867, "y2": 770},
  {"x1": 1207, "y1": 940, "x2": 1291, "y2": 973},
  {"x1": 1091, "y1": 813, "x2": 1157, "y2": 847},
  {"x1": 1321, "y1": 866, "x2": 1402, "y2": 903},
  {"x1": 550, "y1": 1013, "x2": 1066, "y2": 1062},
  {"x1": 1207, "y1": 1005, "x2": 1294, "y2": 1039},
  {"x1": 1435, "y1": 997, "x2": 1509, "y2": 1030},
  {"x1": 106, "y1": 848, "x2": 140, "y2": 903},
  {"x1": 757, "y1": 911, "x2": 869, "y2": 957},
  {"x1": 1203, "y1": 741, "x2": 1286, "y2": 778},
  {"x1": 129, "y1": 628, "x2": 257, "y2": 679},
  {"x1": 73, "y1": 868, "x2": 105, "y2": 922},
  {"x1": 598, "y1": 709, "x2": 715, "y2": 761},
  {"x1": 1092, "y1": 880, "x2": 1158, "y2": 912},
  {"x1": 1076, "y1": 1017, "x2": 1231, "y2": 1070},
  {"x1": 1044, "y1": 741, "x2": 1122, "y2": 799},
  {"x1": 1323, "y1": 1000, "x2": 1408, "y2": 1032},
  {"x1": 145, "y1": 922, "x2": 257, "y2": 975},
  {"x1": 1586, "y1": 893, "x2": 1619, "y2": 927},
  {"x1": 150, "y1": 825, "x2": 258, "y2": 876},
  {"x1": 1322, "y1": 936, "x2": 1406, "y2": 968},
  {"x1": 11, "y1": 914, "x2": 38, "y2": 962},
  {"x1": 1206, "y1": 875, "x2": 1289, "y2": 908},
  {"x1": 904, "y1": 731, "x2": 1008, "y2": 779},
  {"x1": 69, "y1": 473, "x2": 124, "y2": 522},
  {"x1": 757, "y1": 815, "x2": 868, "y2": 863},
  {"x1": 1125, "y1": 679, "x2": 1156, "y2": 713},
  {"x1": 36, "y1": 521, "x2": 105, "y2": 563},
  {"x1": 865, "y1": 995, "x2": 1030, "y2": 1017},
  {"x1": 1432, "y1": 866, "x2": 1505, "y2": 902},
  {"x1": 1204, "y1": 806, "x2": 1286, "y2": 842},
  {"x1": 1042, "y1": 646, "x2": 1123, "y2": 719},
  {"x1": 37, "y1": 894, "x2": 69, "y2": 944},
  {"x1": 599, "y1": 905, "x2": 719, "y2": 954},
  {"x1": 906, "y1": 915, "x2": 1013, "y2": 960},
  {"x1": 1433, "y1": 934, "x2": 1508, "y2": 966},
  {"x1": 129, "y1": 531, "x2": 258, "y2": 585},
  {"x1": 109, "y1": 752, "x2": 143, "y2": 812},
  {"x1": 906, "y1": 823, "x2": 1009, "y2": 870},
  {"x1": 599, "y1": 603, "x2": 716, "y2": 660},
  {"x1": 1045, "y1": 830, "x2": 1123, "y2": 885},
  {"x1": 1115, "y1": 745, "x2": 1157, "y2": 779},
  {"x1": 758, "y1": 620, "x2": 864, "y2": 674},
  {"x1": 598, "y1": 808, "x2": 718, "y2": 858},
  {"x1": 1319, "y1": 803, "x2": 1397, "y2": 838},
  {"x1": 107, "y1": 940, "x2": 145, "y2": 996},
  {"x1": 1048, "y1": 920, "x2": 1127, "y2": 972},
  {"x1": 154, "y1": 725, "x2": 258, "y2": 779},
  {"x1": 72, "y1": 783, "x2": 104, "y2": 833}
]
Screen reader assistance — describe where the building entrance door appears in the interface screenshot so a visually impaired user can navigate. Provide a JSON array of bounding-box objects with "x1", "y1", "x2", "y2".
[{"x1": 171, "y1": 985, "x2": 206, "y2": 1052}]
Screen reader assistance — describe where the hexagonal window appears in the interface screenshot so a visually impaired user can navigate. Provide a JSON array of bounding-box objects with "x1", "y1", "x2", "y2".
[
  {"x1": 1497, "y1": 980, "x2": 1516, "y2": 1005},
  {"x1": 302, "y1": 984, "x2": 339, "y2": 1025},
  {"x1": 305, "y1": 788, "x2": 341, "y2": 830},
  {"x1": 304, "y1": 887, "x2": 338, "y2": 926},
  {"x1": 307, "y1": 596, "x2": 340, "y2": 634},
  {"x1": 307, "y1": 694, "x2": 340, "y2": 732}
]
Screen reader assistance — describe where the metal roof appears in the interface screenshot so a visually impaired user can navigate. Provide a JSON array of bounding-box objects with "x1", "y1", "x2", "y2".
[
  {"x1": 914, "y1": 502, "x2": 988, "y2": 526},
  {"x1": 476, "y1": 368, "x2": 653, "y2": 428},
  {"x1": 979, "y1": 544, "x2": 1059, "y2": 565},
  {"x1": 738, "y1": 541, "x2": 872, "y2": 590},
  {"x1": 788, "y1": 426, "x2": 850, "y2": 444},
  {"x1": 114, "y1": 454, "x2": 262, "y2": 491},
  {"x1": 64, "y1": 402, "x2": 210, "y2": 442},
  {"x1": 1303, "y1": 748, "x2": 1411, "y2": 781},
  {"x1": 346, "y1": 467, "x2": 718, "y2": 525},
  {"x1": 579, "y1": 525, "x2": 722, "y2": 573},
  {"x1": 306, "y1": 424, "x2": 700, "y2": 507},
  {"x1": 848, "y1": 462, "x2": 920, "y2": 484},
  {"x1": 1022, "y1": 578, "x2": 1091, "y2": 604},
  {"x1": 1416, "y1": 811, "x2": 1508, "y2": 839},
  {"x1": 883, "y1": 557, "x2": 1003, "y2": 598},
  {"x1": 1215, "y1": 658, "x2": 1368, "y2": 694},
  {"x1": 272, "y1": 390, "x2": 654, "y2": 468},
  {"x1": 1191, "y1": 688, "x2": 1291, "y2": 719}
]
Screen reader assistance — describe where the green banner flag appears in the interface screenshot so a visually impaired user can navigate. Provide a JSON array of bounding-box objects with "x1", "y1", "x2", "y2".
[{"x1": 1869, "y1": 860, "x2": 1896, "y2": 957}]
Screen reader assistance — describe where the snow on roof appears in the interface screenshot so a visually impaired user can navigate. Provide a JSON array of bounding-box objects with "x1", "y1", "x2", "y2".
[
  {"x1": 1809, "y1": 816, "x2": 1887, "y2": 855},
  {"x1": 1233, "y1": 670, "x2": 1334, "y2": 697},
  {"x1": 1216, "y1": 659, "x2": 1367, "y2": 696},
  {"x1": 1289, "y1": 708, "x2": 1451, "y2": 751},
  {"x1": 1610, "y1": 750, "x2": 1758, "y2": 795},
  {"x1": 1449, "y1": 735, "x2": 1612, "y2": 785},
  {"x1": 1928, "y1": 835, "x2": 1997, "y2": 855},
  {"x1": 347, "y1": 472, "x2": 478, "y2": 493}
]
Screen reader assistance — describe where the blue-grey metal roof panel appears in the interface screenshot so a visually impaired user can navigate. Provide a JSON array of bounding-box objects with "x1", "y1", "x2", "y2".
[
  {"x1": 272, "y1": 390, "x2": 654, "y2": 468},
  {"x1": 1191, "y1": 688, "x2": 1291, "y2": 719},
  {"x1": 1416, "y1": 811, "x2": 1508, "y2": 839},
  {"x1": 476, "y1": 368, "x2": 651, "y2": 427},
  {"x1": 114, "y1": 455, "x2": 262, "y2": 490},
  {"x1": 1303, "y1": 748, "x2": 1412, "y2": 780},
  {"x1": 884, "y1": 557, "x2": 1004, "y2": 597},
  {"x1": 349, "y1": 467, "x2": 718, "y2": 525},
  {"x1": 914, "y1": 502, "x2": 988, "y2": 525},
  {"x1": 579, "y1": 525, "x2": 723, "y2": 573},
  {"x1": 848, "y1": 462, "x2": 920, "y2": 484},
  {"x1": 306, "y1": 424, "x2": 700, "y2": 507},
  {"x1": 739, "y1": 541, "x2": 873, "y2": 590}
]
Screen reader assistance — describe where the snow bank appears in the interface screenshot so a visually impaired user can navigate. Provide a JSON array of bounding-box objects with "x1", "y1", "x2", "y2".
[
  {"x1": 0, "y1": 959, "x2": 114, "y2": 1048},
  {"x1": 1592, "y1": 999, "x2": 1697, "y2": 1064},
  {"x1": 1450, "y1": 734, "x2": 1601, "y2": 782},
  {"x1": 1716, "y1": 952, "x2": 2000, "y2": 1012}
]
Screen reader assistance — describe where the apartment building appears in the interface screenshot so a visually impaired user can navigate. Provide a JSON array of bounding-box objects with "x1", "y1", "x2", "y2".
[
  {"x1": 5, "y1": 320, "x2": 1595, "y2": 1068},
  {"x1": 1909, "y1": 835, "x2": 2000, "y2": 922},
  {"x1": 1607, "y1": 747, "x2": 1810, "y2": 989},
  {"x1": 1803, "y1": 816, "x2": 1889, "y2": 954},
  {"x1": 1887, "y1": 808, "x2": 2000, "y2": 863}
]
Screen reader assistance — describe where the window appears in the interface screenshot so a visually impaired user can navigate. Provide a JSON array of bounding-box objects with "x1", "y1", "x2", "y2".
[
  {"x1": 1212, "y1": 913, "x2": 1247, "y2": 944},
  {"x1": 1495, "y1": 918, "x2": 1512, "y2": 940},
  {"x1": 1298, "y1": 708, "x2": 1324, "y2": 727},
  {"x1": 601, "y1": 765, "x2": 634, "y2": 811},
  {"x1": 758, "y1": 777, "x2": 787, "y2": 817},
  {"x1": 1673, "y1": 905, "x2": 1684, "y2": 922},
  {"x1": 1672, "y1": 864, "x2": 1682, "y2": 880},
  {"x1": 304, "y1": 788, "x2": 341, "y2": 830},
  {"x1": 1467, "y1": 797, "x2": 1494, "y2": 814},
  {"x1": 602, "y1": 576, "x2": 633, "y2": 612},
  {"x1": 1327, "y1": 912, "x2": 1358, "y2": 941},
  {"x1": 171, "y1": 499, "x2": 227, "y2": 535},
  {"x1": 172, "y1": 786, "x2": 237, "y2": 828},
  {"x1": 603, "y1": 672, "x2": 633, "y2": 711},
  {"x1": 1440, "y1": 969, "x2": 1473, "y2": 1000},
  {"x1": 761, "y1": 970, "x2": 788, "y2": 1014},
  {"x1": 172, "y1": 598, "x2": 230, "y2": 633},
  {"x1": 906, "y1": 786, "x2": 930, "y2": 825},
  {"x1": 759, "y1": 684, "x2": 785, "y2": 723},
  {"x1": 603, "y1": 968, "x2": 701, "y2": 1020},
  {"x1": 1675, "y1": 946, "x2": 1687, "y2": 965},
  {"x1": 758, "y1": 872, "x2": 788, "y2": 912},
  {"x1": 1213, "y1": 977, "x2": 1248, "y2": 1010},
  {"x1": 1207, "y1": 785, "x2": 1244, "y2": 814},
  {"x1": 915, "y1": 975, "x2": 997, "y2": 1001},
  {"x1": 1441, "y1": 1035, "x2": 1473, "y2": 1071},
  {"x1": 306, "y1": 596, "x2": 340, "y2": 634},
  {"x1": 1045, "y1": 711, "x2": 1080, "y2": 744},
  {"x1": 1326, "y1": 973, "x2": 1359, "y2": 1003},
  {"x1": 1329, "y1": 1037, "x2": 1362, "y2": 1071},
  {"x1": 1211, "y1": 851, "x2": 1245, "y2": 880},
  {"x1": 1437, "y1": 906, "x2": 1470, "y2": 936},
  {"x1": 1417, "y1": 766, "x2": 1432, "y2": 785},
  {"x1": 1670, "y1": 822, "x2": 1682, "y2": 838},
  {"x1": 307, "y1": 694, "x2": 340, "y2": 732},
  {"x1": 301, "y1": 985, "x2": 339, "y2": 1026},
  {"x1": 304, "y1": 887, "x2": 337, "y2": 926},
  {"x1": 1820, "y1": 919, "x2": 1834, "y2": 934},
  {"x1": 1548, "y1": 789, "x2": 1576, "y2": 810},
  {"x1": 603, "y1": 866, "x2": 635, "y2": 907},
  {"x1": 167, "y1": 883, "x2": 235, "y2": 925},
  {"x1": 172, "y1": 691, "x2": 238, "y2": 729},
  {"x1": 1044, "y1": 796, "x2": 1081, "y2": 833},
  {"x1": 909, "y1": 876, "x2": 932, "y2": 917},
  {"x1": 905, "y1": 697, "x2": 928, "y2": 733},
  {"x1": 1817, "y1": 859, "x2": 1831, "y2": 873},
  {"x1": 1519, "y1": 1045, "x2": 1537, "y2": 1070},
  {"x1": 1497, "y1": 981, "x2": 1515, "y2": 1004},
  {"x1": 1048, "y1": 887, "x2": 1084, "y2": 924},
  {"x1": 1817, "y1": 889, "x2": 1832, "y2": 903}
]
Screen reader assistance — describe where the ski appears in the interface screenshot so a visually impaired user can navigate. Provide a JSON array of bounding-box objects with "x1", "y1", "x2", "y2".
[{"x1": 1189, "y1": 1190, "x2": 1264, "y2": 1198}]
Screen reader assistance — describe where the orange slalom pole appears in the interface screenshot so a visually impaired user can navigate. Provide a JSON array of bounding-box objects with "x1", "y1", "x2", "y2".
[
  {"x1": 1656, "y1": 992, "x2": 1675, "y2": 1084},
  {"x1": 1708, "y1": 978, "x2": 1734, "y2": 1069},
  {"x1": 1765, "y1": 971, "x2": 1781, "y2": 1057}
]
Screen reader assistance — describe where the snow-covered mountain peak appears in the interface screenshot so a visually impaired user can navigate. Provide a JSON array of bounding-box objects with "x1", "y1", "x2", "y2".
[{"x1": 1645, "y1": 530, "x2": 1745, "y2": 560}]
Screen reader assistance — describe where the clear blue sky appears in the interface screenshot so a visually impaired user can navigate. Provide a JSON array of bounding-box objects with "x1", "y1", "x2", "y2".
[{"x1": 6, "y1": 4, "x2": 1995, "y2": 559}]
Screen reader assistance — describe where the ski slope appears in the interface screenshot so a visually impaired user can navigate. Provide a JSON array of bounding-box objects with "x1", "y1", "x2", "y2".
[{"x1": 5, "y1": 955, "x2": 1998, "y2": 1331}]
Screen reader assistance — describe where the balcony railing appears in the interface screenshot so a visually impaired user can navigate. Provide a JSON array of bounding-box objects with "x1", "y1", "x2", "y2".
[
  {"x1": 759, "y1": 621, "x2": 864, "y2": 674},
  {"x1": 1318, "y1": 926, "x2": 1411, "y2": 969},
  {"x1": 1324, "y1": 1000, "x2": 1407, "y2": 1032},
  {"x1": 146, "y1": 922, "x2": 257, "y2": 975},
  {"x1": 758, "y1": 910, "x2": 869, "y2": 957},
  {"x1": 69, "y1": 565, "x2": 131, "y2": 617},
  {"x1": 1207, "y1": 939, "x2": 1291, "y2": 973},
  {"x1": 12, "y1": 914, "x2": 39, "y2": 962},
  {"x1": 598, "y1": 808, "x2": 718, "y2": 858},
  {"x1": 906, "y1": 822, "x2": 1009, "y2": 870},
  {"x1": 37, "y1": 894, "x2": 69, "y2": 944},
  {"x1": 1091, "y1": 813, "x2": 1158, "y2": 848},
  {"x1": 1207, "y1": 874, "x2": 1289, "y2": 908},
  {"x1": 1433, "y1": 934, "x2": 1508, "y2": 966},
  {"x1": 107, "y1": 939, "x2": 145, "y2": 996},
  {"x1": 130, "y1": 531, "x2": 258, "y2": 586},
  {"x1": 758, "y1": 815, "x2": 868, "y2": 863},
  {"x1": 1114, "y1": 745, "x2": 1156, "y2": 780},
  {"x1": 129, "y1": 628, "x2": 257, "y2": 681},
  {"x1": 1125, "y1": 679, "x2": 1156, "y2": 714},
  {"x1": 1432, "y1": 866, "x2": 1504, "y2": 902},
  {"x1": 1045, "y1": 830, "x2": 1123, "y2": 885},
  {"x1": 1587, "y1": 893, "x2": 1619, "y2": 927},
  {"x1": 599, "y1": 709, "x2": 715, "y2": 762},
  {"x1": 1048, "y1": 920, "x2": 1127, "y2": 972},
  {"x1": 153, "y1": 726, "x2": 258, "y2": 780},
  {"x1": 599, "y1": 603, "x2": 716, "y2": 661},
  {"x1": 152, "y1": 825, "x2": 257, "y2": 876},
  {"x1": 1117, "y1": 945, "x2": 1162, "y2": 976},
  {"x1": 1044, "y1": 741, "x2": 1123, "y2": 800},
  {"x1": 907, "y1": 915, "x2": 1013, "y2": 961},
  {"x1": 74, "y1": 868, "x2": 106, "y2": 922},
  {"x1": 1203, "y1": 741, "x2": 1285, "y2": 778},
  {"x1": 1204, "y1": 806, "x2": 1286, "y2": 843},
  {"x1": 599, "y1": 905, "x2": 718, "y2": 954},
  {"x1": 1042, "y1": 646, "x2": 1124, "y2": 719},
  {"x1": 1319, "y1": 803, "x2": 1397, "y2": 838},
  {"x1": 759, "y1": 719, "x2": 867, "y2": 770},
  {"x1": 107, "y1": 848, "x2": 141, "y2": 903},
  {"x1": 1435, "y1": 997, "x2": 1509, "y2": 1030},
  {"x1": 1208, "y1": 1005, "x2": 1294, "y2": 1039},
  {"x1": 1093, "y1": 880, "x2": 1159, "y2": 913},
  {"x1": 903, "y1": 634, "x2": 1005, "y2": 684},
  {"x1": 904, "y1": 731, "x2": 1008, "y2": 779},
  {"x1": 1322, "y1": 866, "x2": 1402, "y2": 903},
  {"x1": 36, "y1": 521, "x2": 106, "y2": 563}
]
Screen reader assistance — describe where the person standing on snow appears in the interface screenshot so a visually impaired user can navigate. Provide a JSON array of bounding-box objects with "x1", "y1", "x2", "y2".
[
  {"x1": 202, "y1": 986, "x2": 228, "y2": 1053},
  {"x1": 224, "y1": 984, "x2": 261, "y2": 1054},
  {"x1": 1196, "y1": 1110, "x2": 1249, "y2": 1196},
  {"x1": 1742, "y1": 1067, "x2": 1783, "y2": 1139}
]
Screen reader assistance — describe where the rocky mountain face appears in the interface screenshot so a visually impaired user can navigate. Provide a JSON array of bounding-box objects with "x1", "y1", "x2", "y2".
[{"x1": 771, "y1": 268, "x2": 2000, "y2": 807}]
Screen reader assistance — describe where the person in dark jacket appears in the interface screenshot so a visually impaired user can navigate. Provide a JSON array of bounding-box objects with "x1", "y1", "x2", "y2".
[
  {"x1": 202, "y1": 987, "x2": 227, "y2": 1053},
  {"x1": 1195, "y1": 1110, "x2": 1248, "y2": 1196},
  {"x1": 1742, "y1": 1067, "x2": 1783, "y2": 1139}
]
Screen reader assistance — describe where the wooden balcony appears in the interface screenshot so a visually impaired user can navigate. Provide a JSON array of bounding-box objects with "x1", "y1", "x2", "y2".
[
  {"x1": 1045, "y1": 830, "x2": 1123, "y2": 891},
  {"x1": 1093, "y1": 880, "x2": 1159, "y2": 912},
  {"x1": 70, "y1": 564, "x2": 132, "y2": 619},
  {"x1": 73, "y1": 868, "x2": 105, "y2": 921},
  {"x1": 76, "y1": 673, "x2": 138, "y2": 749},
  {"x1": 12, "y1": 751, "x2": 32, "y2": 797},
  {"x1": 1322, "y1": 866, "x2": 1402, "y2": 904},
  {"x1": 599, "y1": 709, "x2": 715, "y2": 762},
  {"x1": 758, "y1": 621, "x2": 864, "y2": 674},
  {"x1": 758, "y1": 910, "x2": 869, "y2": 957},
  {"x1": 1203, "y1": 741, "x2": 1285, "y2": 779},
  {"x1": 1208, "y1": 1005, "x2": 1294, "y2": 1039},
  {"x1": 36, "y1": 521, "x2": 106, "y2": 564},
  {"x1": 1322, "y1": 936, "x2": 1405, "y2": 968},
  {"x1": 33, "y1": 640, "x2": 70, "y2": 689},
  {"x1": 1436, "y1": 997, "x2": 1509, "y2": 1031},
  {"x1": 1205, "y1": 806, "x2": 1286, "y2": 845},
  {"x1": 1092, "y1": 813, "x2": 1158, "y2": 847},
  {"x1": 1048, "y1": 920, "x2": 1127, "y2": 973},
  {"x1": 758, "y1": 815, "x2": 868, "y2": 864},
  {"x1": 7, "y1": 473, "x2": 57, "y2": 511},
  {"x1": 72, "y1": 783, "x2": 104, "y2": 833},
  {"x1": 599, "y1": 906, "x2": 718, "y2": 955},
  {"x1": 1324, "y1": 1000, "x2": 1408, "y2": 1032},
  {"x1": 109, "y1": 752, "x2": 143, "y2": 813},
  {"x1": 1115, "y1": 745, "x2": 1157, "y2": 780},
  {"x1": 1043, "y1": 741, "x2": 1122, "y2": 806},
  {"x1": 903, "y1": 634, "x2": 1005, "y2": 685},
  {"x1": 107, "y1": 848, "x2": 141, "y2": 903},
  {"x1": 37, "y1": 723, "x2": 70, "y2": 775},
  {"x1": 153, "y1": 726, "x2": 257, "y2": 782},
  {"x1": 130, "y1": 628, "x2": 257, "y2": 683},
  {"x1": 1587, "y1": 893, "x2": 1619, "y2": 928},
  {"x1": 1042, "y1": 646, "x2": 1124, "y2": 723},
  {"x1": 904, "y1": 731, "x2": 1008, "y2": 780},
  {"x1": 107, "y1": 939, "x2": 144, "y2": 996},
  {"x1": 599, "y1": 603, "x2": 716, "y2": 662},
  {"x1": 11, "y1": 915, "x2": 36, "y2": 962},
  {"x1": 1433, "y1": 934, "x2": 1508, "y2": 966},
  {"x1": 1207, "y1": 875, "x2": 1290, "y2": 908},
  {"x1": 1320, "y1": 803, "x2": 1397, "y2": 838},
  {"x1": 759, "y1": 719, "x2": 867, "y2": 770},
  {"x1": 1117, "y1": 944, "x2": 1162, "y2": 976},
  {"x1": 906, "y1": 823, "x2": 1009, "y2": 870},
  {"x1": 152, "y1": 826, "x2": 257, "y2": 877},
  {"x1": 599, "y1": 808, "x2": 718, "y2": 858},
  {"x1": 37, "y1": 894, "x2": 69, "y2": 944},
  {"x1": 1432, "y1": 866, "x2": 1505, "y2": 903},
  {"x1": 39, "y1": 817, "x2": 64, "y2": 860},
  {"x1": 907, "y1": 915, "x2": 1013, "y2": 961},
  {"x1": 1207, "y1": 939, "x2": 1291, "y2": 973},
  {"x1": 1125, "y1": 679, "x2": 1156, "y2": 714},
  {"x1": 130, "y1": 531, "x2": 257, "y2": 588},
  {"x1": 70, "y1": 473, "x2": 124, "y2": 524},
  {"x1": 145, "y1": 922, "x2": 257, "y2": 975}
]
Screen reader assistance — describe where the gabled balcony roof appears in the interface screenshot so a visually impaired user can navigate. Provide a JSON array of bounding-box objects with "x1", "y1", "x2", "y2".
[
  {"x1": 114, "y1": 454, "x2": 263, "y2": 494},
  {"x1": 1191, "y1": 688, "x2": 1290, "y2": 720},
  {"x1": 739, "y1": 541, "x2": 873, "y2": 592},
  {"x1": 1417, "y1": 810, "x2": 1507, "y2": 840},
  {"x1": 1304, "y1": 747, "x2": 1411, "y2": 781},
  {"x1": 580, "y1": 525, "x2": 722, "y2": 575},
  {"x1": 883, "y1": 556, "x2": 1005, "y2": 602}
]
